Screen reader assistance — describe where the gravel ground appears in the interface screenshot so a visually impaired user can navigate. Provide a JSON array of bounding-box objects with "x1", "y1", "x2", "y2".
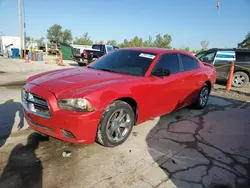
[{"x1": 212, "y1": 82, "x2": 250, "y2": 102}]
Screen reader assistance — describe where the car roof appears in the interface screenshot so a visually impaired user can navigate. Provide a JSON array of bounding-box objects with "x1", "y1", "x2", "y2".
[
  {"x1": 121, "y1": 47, "x2": 191, "y2": 55},
  {"x1": 205, "y1": 48, "x2": 250, "y2": 53}
]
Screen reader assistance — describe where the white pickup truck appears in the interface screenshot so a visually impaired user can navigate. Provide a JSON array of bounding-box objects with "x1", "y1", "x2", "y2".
[{"x1": 73, "y1": 44, "x2": 119, "y2": 66}]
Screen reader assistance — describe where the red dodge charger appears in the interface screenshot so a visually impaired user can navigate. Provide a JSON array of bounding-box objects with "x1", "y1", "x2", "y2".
[{"x1": 21, "y1": 48, "x2": 216, "y2": 147}]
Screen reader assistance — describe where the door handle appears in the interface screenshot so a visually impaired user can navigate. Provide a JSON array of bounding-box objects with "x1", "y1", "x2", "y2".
[{"x1": 180, "y1": 80, "x2": 185, "y2": 84}]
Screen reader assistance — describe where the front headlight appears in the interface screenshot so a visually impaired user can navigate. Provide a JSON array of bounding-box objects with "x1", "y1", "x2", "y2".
[{"x1": 58, "y1": 98, "x2": 94, "y2": 112}]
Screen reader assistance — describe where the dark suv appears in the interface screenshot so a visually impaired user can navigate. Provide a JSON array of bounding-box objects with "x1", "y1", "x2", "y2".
[{"x1": 196, "y1": 48, "x2": 250, "y2": 88}]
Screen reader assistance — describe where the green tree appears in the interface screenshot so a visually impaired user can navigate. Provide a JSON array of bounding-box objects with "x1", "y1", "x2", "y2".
[
  {"x1": 119, "y1": 39, "x2": 129, "y2": 48},
  {"x1": 25, "y1": 36, "x2": 31, "y2": 42},
  {"x1": 179, "y1": 46, "x2": 190, "y2": 52},
  {"x1": 200, "y1": 40, "x2": 209, "y2": 50},
  {"x1": 62, "y1": 29, "x2": 73, "y2": 43},
  {"x1": 129, "y1": 36, "x2": 144, "y2": 47},
  {"x1": 143, "y1": 36, "x2": 154, "y2": 47},
  {"x1": 74, "y1": 32, "x2": 93, "y2": 45},
  {"x1": 154, "y1": 34, "x2": 172, "y2": 48},
  {"x1": 35, "y1": 37, "x2": 45, "y2": 47},
  {"x1": 191, "y1": 49, "x2": 203, "y2": 54},
  {"x1": 46, "y1": 24, "x2": 63, "y2": 43},
  {"x1": 119, "y1": 36, "x2": 144, "y2": 47},
  {"x1": 106, "y1": 40, "x2": 117, "y2": 46},
  {"x1": 238, "y1": 32, "x2": 250, "y2": 48},
  {"x1": 118, "y1": 33, "x2": 172, "y2": 48},
  {"x1": 97, "y1": 40, "x2": 104, "y2": 44}
]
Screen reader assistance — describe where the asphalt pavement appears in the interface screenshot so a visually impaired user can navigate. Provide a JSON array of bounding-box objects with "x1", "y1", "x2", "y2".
[{"x1": 0, "y1": 90, "x2": 249, "y2": 188}]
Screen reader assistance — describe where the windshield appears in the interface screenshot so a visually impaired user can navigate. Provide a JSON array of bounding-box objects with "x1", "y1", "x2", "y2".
[
  {"x1": 92, "y1": 45, "x2": 101, "y2": 50},
  {"x1": 87, "y1": 49, "x2": 157, "y2": 76},
  {"x1": 195, "y1": 51, "x2": 206, "y2": 59}
]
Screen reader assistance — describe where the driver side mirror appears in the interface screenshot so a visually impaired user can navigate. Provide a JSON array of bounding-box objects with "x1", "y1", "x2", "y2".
[{"x1": 152, "y1": 68, "x2": 170, "y2": 77}]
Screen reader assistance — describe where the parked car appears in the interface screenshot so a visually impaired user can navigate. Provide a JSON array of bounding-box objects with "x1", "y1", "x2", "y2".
[
  {"x1": 196, "y1": 48, "x2": 250, "y2": 88},
  {"x1": 75, "y1": 44, "x2": 119, "y2": 66},
  {"x1": 21, "y1": 48, "x2": 216, "y2": 147},
  {"x1": 72, "y1": 45, "x2": 93, "y2": 63}
]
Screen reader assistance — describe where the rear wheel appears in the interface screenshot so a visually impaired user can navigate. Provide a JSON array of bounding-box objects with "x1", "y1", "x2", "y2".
[
  {"x1": 77, "y1": 59, "x2": 88, "y2": 66},
  {"x1": 193, "y1": 83, "x2": 210, "y2": 109},
  {"x1": 96, "y1": 101, "x2": 135, "y2": 147},
  {"x1": 77, "y1": 62, "x2": 85, "y2": 66},
  {"x1": 232, "y1": 71, "x2": 249, "y2": 88}
]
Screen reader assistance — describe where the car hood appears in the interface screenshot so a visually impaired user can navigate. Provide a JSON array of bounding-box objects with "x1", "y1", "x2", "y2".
[{"x1": 28, "y1": 67, "x2": 133, "y2": 98}]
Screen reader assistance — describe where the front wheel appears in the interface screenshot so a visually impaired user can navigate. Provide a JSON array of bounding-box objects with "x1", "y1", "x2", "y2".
[
  {"x1": 193, "y1": 83, "x2": 210, "y2": 109},
  {"x1": 96, "y1": 101, "x2": 135, "y2": 147}
]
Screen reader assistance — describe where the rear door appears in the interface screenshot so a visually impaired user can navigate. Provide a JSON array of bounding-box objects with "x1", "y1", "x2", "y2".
[{"x1": 178, "y1": 53, "x2": 204, "y2": 106}]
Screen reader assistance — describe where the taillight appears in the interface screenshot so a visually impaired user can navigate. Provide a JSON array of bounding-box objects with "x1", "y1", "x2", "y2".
[{"x1": 83, "y1": 51, "x2": 88, "y2": 57}]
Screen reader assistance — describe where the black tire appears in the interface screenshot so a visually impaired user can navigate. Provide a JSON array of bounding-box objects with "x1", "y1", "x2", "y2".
[
  {"x1": 87, "y1": 58, "x2": 96, "y2": 64},
  {"x1": 193, "y1": 83, "x2": 210, "y2": 109},
  {"x1": 96, "y1": 100, "x2": 135, "y2": 147},
  {"x1": 232, "y1": 71, "x2": 249, "y2": 88},
  {"x1": 37, "y1": 132, "x2": 49, "y2": 138},
  {"x1": 77, "y1": 62, "x2": 85, "y2": 66}
]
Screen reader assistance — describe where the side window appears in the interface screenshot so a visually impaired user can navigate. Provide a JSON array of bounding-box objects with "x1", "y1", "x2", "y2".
[
  {"x1": 180, "y1": 54, "x2": 199, "y2": 71},
  {"x1": 152, "y1": 53, "x2": 180, "y2": 74},
  {"x1": 199, "y1": 52, "x2": 216, "y2": 63},
  {"x1": 106, "y1": 46, "x2": 114, "y2": 53},
  {"x1": 246, "y1": 53, "x2": 250, "y2": 61},
  {"x1": 236, "y1": 52, "x2": 250, "y2": 61}
]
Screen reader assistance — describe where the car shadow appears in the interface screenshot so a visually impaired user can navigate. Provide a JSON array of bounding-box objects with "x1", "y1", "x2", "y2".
[
  {"x1": 0, "y1": 100, "x2": 24, "y2": 148},
  {"x1": 68, "y1": 63, "x2": 81, "y2": 67},
  {"x1": 146, "y1": 95, "x2": 250, "y2": 188},
  {"x1": 0, "y1": 132, "x2": 49, "y2": 188}
]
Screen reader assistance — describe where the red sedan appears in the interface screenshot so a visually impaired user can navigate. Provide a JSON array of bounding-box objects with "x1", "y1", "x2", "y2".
[{"x1": 21, "y1": 48, "x2": 216, "y2": 147}]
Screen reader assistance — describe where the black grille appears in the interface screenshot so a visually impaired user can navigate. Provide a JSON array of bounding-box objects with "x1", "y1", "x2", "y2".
[{"x1": 21, "y1": 89, "x2": 51, "y2": 118}]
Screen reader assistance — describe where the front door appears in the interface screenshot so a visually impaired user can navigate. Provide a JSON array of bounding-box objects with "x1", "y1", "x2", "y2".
[
  {"x1": 213, "y1": 50, "x2": 235, "y2": 79},
  {"x1": 149, "y1": 53, "x2": 185, "y2": 117}
]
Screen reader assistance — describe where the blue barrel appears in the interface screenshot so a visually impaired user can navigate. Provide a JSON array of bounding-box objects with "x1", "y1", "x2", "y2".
[
  {"x1": 40, "y1": 51, "x2": 43, "y2": 61},
  {"x1": 36, "y1": 52, "x2": 39, "y2": 61},
  {"x1": 38, "y1": 52, "x2": 41, "y2": 61},
  {"x1": 28, "y1": 51, "x2": 32, "y2": 60},
  {"x1": 12, "y1": 48, "x2": 19, "y2": 58}
]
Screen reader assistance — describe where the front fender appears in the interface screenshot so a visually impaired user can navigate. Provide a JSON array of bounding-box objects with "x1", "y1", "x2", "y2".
[{"x1": 86, "y1": 87, "x2": 134, "y2": 112}]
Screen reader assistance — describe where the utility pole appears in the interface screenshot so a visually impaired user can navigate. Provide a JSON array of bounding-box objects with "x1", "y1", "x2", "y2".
[{"x1": 18, "y1": 0, "x2": 23, "y2": 58}]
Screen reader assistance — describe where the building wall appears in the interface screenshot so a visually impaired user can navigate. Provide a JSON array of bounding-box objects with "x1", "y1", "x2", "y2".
[{"x1": 0, "y1": 36, "x2": 23, "y2": 55}]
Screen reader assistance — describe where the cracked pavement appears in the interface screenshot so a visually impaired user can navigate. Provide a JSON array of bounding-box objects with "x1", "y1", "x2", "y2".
[{"x1": 0, "y1": 92, "x2": 249, "y2": 188}]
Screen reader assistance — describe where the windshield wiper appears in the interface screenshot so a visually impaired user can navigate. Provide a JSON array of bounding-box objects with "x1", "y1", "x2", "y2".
[
  {"x1": 87, "y1": 66, "x2": 96, "y2": 69},
  {"x1": 90, "y1": 67, "x2": 116, "y2": 73},
  {"x1": 98, "y1": 68, "x2": 117, "y2": 73},
  {"x1": 87, "y1": 66, "x2": 116, "y2": 73}
]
